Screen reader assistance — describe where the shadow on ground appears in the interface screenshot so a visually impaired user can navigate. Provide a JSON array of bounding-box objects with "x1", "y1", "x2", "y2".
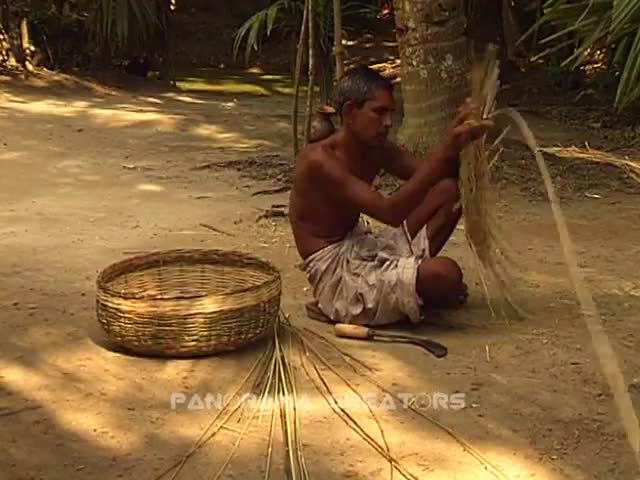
[{"x1": 1, "y1": 75, "x2": 639, "y2": 480}]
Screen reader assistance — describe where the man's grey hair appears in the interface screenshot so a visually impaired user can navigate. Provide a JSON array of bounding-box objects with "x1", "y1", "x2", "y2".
[{"x1": 333, "y1": 64, "x2": 393, "y2": 119}]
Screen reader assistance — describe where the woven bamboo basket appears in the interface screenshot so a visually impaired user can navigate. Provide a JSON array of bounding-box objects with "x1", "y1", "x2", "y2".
[{"x1": 95, "y1": 249, "x2": 281, "y2": 357}]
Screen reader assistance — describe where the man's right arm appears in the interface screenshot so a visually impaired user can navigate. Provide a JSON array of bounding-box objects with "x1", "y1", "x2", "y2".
[{"x1": 311, "y1": 113, "x2": 493, "y2": 227}]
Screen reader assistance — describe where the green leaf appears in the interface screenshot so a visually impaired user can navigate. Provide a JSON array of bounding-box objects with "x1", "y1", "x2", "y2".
[
  {"x1": 102, "y1": 0, "x2": 111, "y2": 43},
  {"x1": 233, "y1": 0, "x2": 303, "y2": 63},
  {"x1": 129, "y1": 0, "x2": 158, "y2": 40},
  {"x1": 233, "y1": 10, "x2": 262, "y2": 59},
  {"x1": 518, "y1": 0, "x2": 598, "y2": 45},
  {"x1": 612, "y1": 0, "x2": 640, "y2": 35},
  {"x1": 93, "y1": 0, "x2": 165, "y2": 51},
  {"x1": 543, "y1": 0, "x2": 609, "y2": 20},
  {"x1": 561, "y1": 16, "x2": 610, "y2": 67},
  {"x1": 530, "y1": 36, "x2": 582, "y2": 62},
  {"x1": 266, "y1": 3, "x2": 281, "y2": 35},
  {"x1": 615, "y1": 25, "x2": 640, "y2": 108},
  {"x1": 246, "y1": 11, "x2": 267, "y2": 62},
  {"x1": 116, "y1": 0, "x2": 128, "y2": 47},
  {"x1": 128, "y1": 0, "x2": 146, "y2": 41},
  {"x1": 612, "y1": 34, "x2": 631, "y2": 65},
  {"x1": 539, "y1": 15, "x2": 599, "y2": 44}
]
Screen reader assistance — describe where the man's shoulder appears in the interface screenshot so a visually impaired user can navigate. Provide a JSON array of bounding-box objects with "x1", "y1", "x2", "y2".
[{"x1": 296, "y1": 141, "x2": 339, "y2": 175}]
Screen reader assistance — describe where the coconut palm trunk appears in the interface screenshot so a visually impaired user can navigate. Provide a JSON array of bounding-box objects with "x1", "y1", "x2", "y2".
[{"x1": 393, "y1": 0, "x2": 469, "y2": 153}]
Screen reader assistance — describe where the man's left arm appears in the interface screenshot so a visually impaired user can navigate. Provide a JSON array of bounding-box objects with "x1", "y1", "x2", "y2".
[
  {"x1": 381, "y1": 140, "x2": 459, "y2": 181},
  {"x1": 383, "y1": 97, "x2": 487, "y2": 181}
]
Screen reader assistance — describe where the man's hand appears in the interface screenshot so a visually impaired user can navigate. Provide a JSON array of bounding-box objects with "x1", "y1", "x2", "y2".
[{"x1": 442, "y1": 98, "x2": 494, "y2": 158}]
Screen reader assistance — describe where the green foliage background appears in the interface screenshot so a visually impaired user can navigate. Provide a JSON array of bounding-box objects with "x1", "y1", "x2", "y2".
[{"x1": 1, "y1": 0, "x2": 639, "y2": 110}]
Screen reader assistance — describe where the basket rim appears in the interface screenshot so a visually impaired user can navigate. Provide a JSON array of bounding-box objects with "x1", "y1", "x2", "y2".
[{"x1": 96, "y1": 248, "x2": 281, "y2": 301}]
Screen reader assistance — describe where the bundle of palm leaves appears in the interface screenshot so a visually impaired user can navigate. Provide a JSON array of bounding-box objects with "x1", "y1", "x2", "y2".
[
  {"x1": 457, "y1": 45, "x2": 528, "y2": 322},
  {"x1": 458, "y1": 42, "x2": 640, "y2": 323},
  {"x1": 458, "y1": 45, "x2": 640, "y2": 464}
]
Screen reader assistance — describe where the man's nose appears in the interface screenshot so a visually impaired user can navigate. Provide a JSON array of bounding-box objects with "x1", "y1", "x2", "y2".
[{"x1": 383, "y1": 113, "x2": 392, "y2": 127}]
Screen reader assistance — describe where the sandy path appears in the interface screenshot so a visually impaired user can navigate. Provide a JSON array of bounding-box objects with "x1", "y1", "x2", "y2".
[{"x1": 1, "y1": 80, "x2": 639, "y2": 480}]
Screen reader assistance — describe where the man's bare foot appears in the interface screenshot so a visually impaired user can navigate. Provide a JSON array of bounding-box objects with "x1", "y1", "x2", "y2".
[
  {"x1": 456, "y1": 281, "x2": 469, "y2": 306},
  {"x1": 416, "y1": 256, "x2": 467, "y2": 309},
  {"x1": 430, "y1": 281, "x2": 468, "y2": 309}
]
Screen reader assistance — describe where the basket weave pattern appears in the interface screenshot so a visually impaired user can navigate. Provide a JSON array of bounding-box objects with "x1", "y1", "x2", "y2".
[{"x1": 96, "y1": 249, "x2": 281, "y2": 356}]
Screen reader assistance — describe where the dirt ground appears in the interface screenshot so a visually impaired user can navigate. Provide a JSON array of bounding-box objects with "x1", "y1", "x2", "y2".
[{"x1": 1, "y1": 69, "x2": 640, "y2": 480}]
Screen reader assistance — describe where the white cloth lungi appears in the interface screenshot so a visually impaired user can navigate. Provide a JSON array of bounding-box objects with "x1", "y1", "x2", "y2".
[{"x1": 301, "y1": 219, "x2": 430, "y2": 326}]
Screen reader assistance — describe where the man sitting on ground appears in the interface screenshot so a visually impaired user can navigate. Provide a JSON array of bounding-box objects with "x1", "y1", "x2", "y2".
[{"x1": 289, "y1": 65, "x2": 493, "y2": 326}]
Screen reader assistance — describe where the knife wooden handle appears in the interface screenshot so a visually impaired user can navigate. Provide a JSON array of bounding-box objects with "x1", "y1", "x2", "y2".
[{"x1": 334, "y1": 323, "x2": 372, "y2": 340}]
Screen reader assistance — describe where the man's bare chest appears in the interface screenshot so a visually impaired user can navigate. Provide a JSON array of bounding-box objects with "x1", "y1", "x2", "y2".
[{"x1": 350, "y1": 163, "x2": 382, "y2": 186}]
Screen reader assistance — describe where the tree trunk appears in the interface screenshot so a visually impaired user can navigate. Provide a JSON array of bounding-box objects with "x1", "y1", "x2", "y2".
[
  {"x1": 501, "y1": 0, "x2": 526, "y2": 61},
  {"x1": 292, "y1": 0, "x2": 309, "y2": 156},
  {"x1": 0, "y1": 0, "x2": 20, "y2": 67},
  {"x1": 20, "y1": 16, "x2": 35, "y2": 72},
  {"x1": 332, "y1": 0, "x2": 344, "y2": 80},
  {"x1": 0, "y1": 0, "x2": 12, "y2": 64},
  {"x1": 315, "y1": 42, "x2": 333, "y2": 105},
  {"x1": 160, "y1": 0, "x2": 177, "y2": 85},
  {"x1": 393, "y1": 0, "x2": 469, "y2": 153},
  {"x1": 304, "y1": 0, "x2": 316, "y2": 145}
]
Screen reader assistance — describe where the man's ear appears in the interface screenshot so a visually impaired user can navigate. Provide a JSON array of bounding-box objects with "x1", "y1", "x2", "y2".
[{"x1": 341, "y1": 101, "x2": 356, "y2": 122}]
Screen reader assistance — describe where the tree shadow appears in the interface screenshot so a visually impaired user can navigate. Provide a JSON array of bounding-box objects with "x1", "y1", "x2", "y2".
[{"x1": 1, "y1": 77, "x2": 639, "y2": 480}]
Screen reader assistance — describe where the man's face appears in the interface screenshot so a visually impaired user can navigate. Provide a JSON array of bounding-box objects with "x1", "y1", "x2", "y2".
[{"x1": 346, "y1": 88, "x2": 395, "y2": 147}]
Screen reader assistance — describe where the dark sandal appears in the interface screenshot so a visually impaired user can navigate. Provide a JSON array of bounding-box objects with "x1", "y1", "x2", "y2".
[{"x1": 305, "y1": 301, "x2": 335, "y2": 324}]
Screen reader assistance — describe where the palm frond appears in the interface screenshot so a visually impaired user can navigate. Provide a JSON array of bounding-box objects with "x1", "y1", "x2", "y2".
[
  {"x1": 232, "y1": 0, "x2": 299, "y2": 64},
  {"x1": 92, "y1": 0, "x2": 165, "y2": 53},
  {"x1": 232, "y1": 0, "x2": 377, "y2": 64},
  {"x1": 537, "y1": 16, "x2": 599, "y2": 45},
  {"x1": 560, "y1": 16, "x2": 610, "y2": 67},
  {"x1": 522, "y1": 0, "x2": 640, "y2": 109},
  {"x1": 611, "y1": 0, "x2": 640, "y2": 34},
  {"x1": 615, "y1": 25, "x2": 640, "y2": 108},
  {"x1": 115, "y1": 0, "x2": 128, "y2": 47}
]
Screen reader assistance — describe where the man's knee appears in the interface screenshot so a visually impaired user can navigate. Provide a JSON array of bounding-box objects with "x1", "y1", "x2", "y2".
[{"x1": 416, "y1": 256, "x2": 463, "y2": 300}]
